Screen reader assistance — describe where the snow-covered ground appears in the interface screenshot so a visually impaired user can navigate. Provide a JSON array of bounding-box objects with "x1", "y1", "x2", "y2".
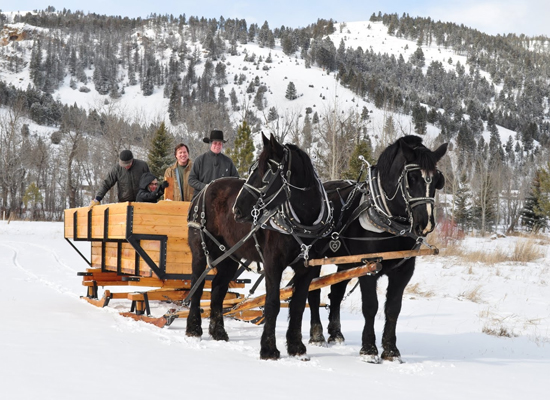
[{"x1": 1, "y1": 220, "x2": 548, "y2": 399}]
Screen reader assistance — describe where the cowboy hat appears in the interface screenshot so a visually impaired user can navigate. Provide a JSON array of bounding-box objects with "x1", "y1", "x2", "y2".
[{"x1": 203, "y1": 130, "x2": 227, "y2": 143}]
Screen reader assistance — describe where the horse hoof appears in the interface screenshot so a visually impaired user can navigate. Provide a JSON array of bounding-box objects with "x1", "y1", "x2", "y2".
[
  {"x1": 185, "y1": 327, "x2": 202, "y2": 338},
  {"x1": 381, "y1": 349, "x2": 403, "y2": 363},
  {"x1": 308, "y1": 338, "x2": 328, "y2": 347},
  {"x1": 328, "y1": 335, "x2": 345, "y2": 345},
  {"x1": 360, "y1": 354, "x2": 381, "y2": 364},
  {"x1": 260, "y1": 349, "x2": 281, "y2": 360},
  {"x1": 211, "y1": 331, "x2": 229, "y2": 341},
  {"x1": 382, "y1": 355, "x2": 403, "y2": 364},
  {"x1": 291, "y1": 353, "x2": 311, "y2": 361}
]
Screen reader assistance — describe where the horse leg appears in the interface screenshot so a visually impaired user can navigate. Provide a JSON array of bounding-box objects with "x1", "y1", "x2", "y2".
[
  {"x1": 380, "y1": 260, "x2": 415, "y2": 362},
  {"x1": 327, "y1": 275, "x2": 349, "y2": 344},
  {"x1": 286, "y1": 266, "x2": 317, "y2": 357},
  {"x1": 209, "y1": 260, "x2": 239, "y2": 341},
  {"x1": 186, "y1": 232, "x2": 207, "y2": 338},
  {"x1": 308, "y1": 288, "x2": 326, "y2": 346},
  {"x1": 259, "y1": 263, "x2": 284, "y2": 360},
  {"x1": 359, "y1": 274, "x2": 380, "y2": 363}
]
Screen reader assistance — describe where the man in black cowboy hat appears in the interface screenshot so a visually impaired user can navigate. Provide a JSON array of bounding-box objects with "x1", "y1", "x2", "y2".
[{"x1": 188, "y1": 130, "x2": 239, "y2": 198}]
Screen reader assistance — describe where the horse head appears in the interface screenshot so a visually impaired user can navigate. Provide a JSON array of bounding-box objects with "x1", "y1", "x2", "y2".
[
  {"x1": 233, "y1": 133, "x2": 325, "y2": 227},
  {"x1": 376, "y1": 135, "x2": 447, "y2": 237}
]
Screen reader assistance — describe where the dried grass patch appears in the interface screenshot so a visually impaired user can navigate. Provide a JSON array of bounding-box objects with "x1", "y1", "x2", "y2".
[
  {"x1": 509, "y1": 240, "x2": 546, "y2": 262},
  {"x1": 461, "y1": 285, "x2": 483, "y2": 303},
  {"x1": 433, "y1": 235, "x2": 545, "y2": 265},
  {"x1": 405, "y1": 282, "x2": 435, "y2": 298}
]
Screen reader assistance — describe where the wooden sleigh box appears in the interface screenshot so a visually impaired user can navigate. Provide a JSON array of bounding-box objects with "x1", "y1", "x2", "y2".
[{"x1": 64, "y1": 201, "x2": 194, "y2": 280}]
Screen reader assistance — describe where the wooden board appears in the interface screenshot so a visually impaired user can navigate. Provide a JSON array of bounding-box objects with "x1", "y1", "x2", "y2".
[{"x1": 65, "y1": 201, "x2": 195, "y2": 277}]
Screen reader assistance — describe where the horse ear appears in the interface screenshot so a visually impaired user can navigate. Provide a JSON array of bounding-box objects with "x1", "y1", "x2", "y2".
[
  {"x1": 433, "y1": 143, "x2": 448, "y2": 163},
  {"x1": 269, "y1": 133, "x2": 284, "y2": 159},
  {"x1": 262, "y1": 132, "x2": 270, "y2": 148}
]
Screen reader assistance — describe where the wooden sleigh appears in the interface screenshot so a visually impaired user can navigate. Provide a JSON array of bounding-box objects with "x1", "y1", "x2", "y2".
[{"x1": 64, "y1": 182, "x2": 438, "y2": 328}]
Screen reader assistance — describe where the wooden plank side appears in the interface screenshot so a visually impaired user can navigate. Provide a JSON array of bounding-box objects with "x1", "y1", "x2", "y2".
[
  {"x1": 131, "y1": 222, "x2": 188, "y2": 238},
  {"x1": 131, "y1": 201, "x2": 190, "y2": 217}
]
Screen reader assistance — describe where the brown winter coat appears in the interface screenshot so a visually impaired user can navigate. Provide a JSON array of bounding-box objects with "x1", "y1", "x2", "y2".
[{"x1": 164, "y1": 159, "x2": 194, "y2": 201}]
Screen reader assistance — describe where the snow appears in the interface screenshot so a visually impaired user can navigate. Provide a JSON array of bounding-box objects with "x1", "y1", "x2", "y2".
[{"x1": 1, "y1": 220, "x2": 548, "y2": 399}]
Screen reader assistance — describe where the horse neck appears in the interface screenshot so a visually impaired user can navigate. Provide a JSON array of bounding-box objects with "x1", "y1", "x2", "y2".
[
  {"x1": 284, "y1": 171, "x2": 325, "y2": 225},
  {"x1": 377, "y1": 166, "x2": 408, "y2": 219}
]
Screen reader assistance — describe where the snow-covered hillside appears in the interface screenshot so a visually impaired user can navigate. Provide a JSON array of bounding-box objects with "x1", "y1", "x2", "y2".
[{"x1": 0, "y1": 16, "x2": 517, "y2": 149}]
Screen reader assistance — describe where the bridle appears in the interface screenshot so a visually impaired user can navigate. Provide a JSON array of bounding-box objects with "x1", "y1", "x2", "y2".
[
  {"x1": 242, "y1": 146, "x2": 312, "y2": 225},
  {"x1": 370, "y1": 163, "x2": 439, "y2": 236}
]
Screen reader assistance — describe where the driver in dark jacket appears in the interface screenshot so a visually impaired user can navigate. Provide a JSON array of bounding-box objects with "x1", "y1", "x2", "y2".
[
  {"x1": 136, "y1": 172, "x2": 169, "y2": 203},
  {"x1": 189, "y1": 130, "x2": 239, "y2": 199},
  {"x1": 90, "y1": 150, "x2": 150, "y2": 206}
]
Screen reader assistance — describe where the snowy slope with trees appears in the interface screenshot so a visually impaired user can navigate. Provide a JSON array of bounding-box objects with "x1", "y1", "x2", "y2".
[{"x1": 1, "y1": 8, "x2": 550, "y2": 237}]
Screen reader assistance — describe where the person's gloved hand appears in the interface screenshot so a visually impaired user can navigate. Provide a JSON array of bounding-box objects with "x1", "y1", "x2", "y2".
[
  {"x1": 161, "y1": 181, "x2": 169, "y2": 189},
  {"x1": 89, "y1": 199, "x2": 100, "y2": 208}
]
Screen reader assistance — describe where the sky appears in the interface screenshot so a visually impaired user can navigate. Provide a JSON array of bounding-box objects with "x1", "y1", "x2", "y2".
[
  {"x1": 2, "y1": 0, "x2": 550, "y2": 37},
  {"x1": 1, "y1": 220, "x2": 549, "y2": 399}
]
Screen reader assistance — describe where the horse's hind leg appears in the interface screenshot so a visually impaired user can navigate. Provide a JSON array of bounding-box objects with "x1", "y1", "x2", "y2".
[
  {"x1": 209, "y1": 259, "x2": 239, "y2": 341},
  {"x1": 308, "y1": 288, "x2": 326, "y2": 346},
  {"x1": 327, "y1": 275, "x2": 349, "y2": 344},
  {"x1": 186, "y1": 230, "x2": 207, "y2": 338}
]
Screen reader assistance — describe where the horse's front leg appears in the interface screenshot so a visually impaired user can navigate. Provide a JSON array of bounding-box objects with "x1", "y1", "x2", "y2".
[
  {"x1": 186, "y1": 231, "x2": 207, "y2": 338},
  {"x1": 287, "y1": 266, "x2": 318, "y2": 357},
  {"x1": 359, "y1": 274, "x2": 380, "y2": 363},
  {"x1": 209, "y1": 260, "x2": 239, "y2": 341},
  {"x1": 381, "y1": 260, "x2": 415, "y2": 362},
  {"x1": 260, "y1": 263, "x2": 284, "y2": 360},
  {"x1": 327, "y1": 273, "x2": 349, "y2": 344}
]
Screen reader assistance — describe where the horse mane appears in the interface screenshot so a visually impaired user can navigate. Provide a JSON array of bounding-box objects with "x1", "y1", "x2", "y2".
[
  {"x1": 285, "y1": 143, "x2": 317, "y2": 184},
  {"x1": 259, "y1": 142, "x2": 316, "y2": 184},
  {"x1": 377, "y1": 135, "x2": 439, "y2": 180}
]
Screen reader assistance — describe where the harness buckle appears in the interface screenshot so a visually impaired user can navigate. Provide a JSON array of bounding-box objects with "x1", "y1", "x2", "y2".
[{"x1": 300, "y1": 243, "x2": 311, "y2": 261}]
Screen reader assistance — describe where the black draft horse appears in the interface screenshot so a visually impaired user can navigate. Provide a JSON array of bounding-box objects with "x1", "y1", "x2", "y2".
[
  {"x1": 187, "y1": 133, "x2": 331, "y2": 360},
  {"x1": 307, "y1": 135, "x2": 448, "y2": 363}
]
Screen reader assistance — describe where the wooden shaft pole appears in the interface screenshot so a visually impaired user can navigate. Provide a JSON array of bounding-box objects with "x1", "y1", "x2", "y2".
[
  {"x1": 224, "y1": 262, "x2": 379, "y2": 316},
  {"x1": 306, "y1": 247, "x2": 438, "y2": 267}
]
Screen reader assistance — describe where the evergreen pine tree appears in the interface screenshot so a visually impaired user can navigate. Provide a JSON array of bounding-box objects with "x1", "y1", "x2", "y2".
[
  {"x1": 521, "y1": 169, "x2": 547, "y2": 232},
  {"x1": 285, "y1": 81, "x2": 297, "y2": 100},
  {"x1": 342, "y1": 137, "x2": 375, "y2": 180},
  {"x1": 147, "y1": 122, "x2": 173, "y2": 179},
  {"x1": 168, "y1": 84, "x2": 181, "y2": 124},
  {"x1": 226, "y1": 121, "x2": 254, "y2": 177},
  {"x1": 267, "y1": 106, "x2": 278, "y2": 122},
  {"x1": 454, "y1": 172, "x2": 472, "y2": 231}
]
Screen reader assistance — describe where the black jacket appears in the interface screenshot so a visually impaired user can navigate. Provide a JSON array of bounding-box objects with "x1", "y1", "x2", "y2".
[
  {"x1": 95, "y1": 159, "x2": 150, "y2": 202},
  {"x1": 136, "y1": 172, "x2": 165, "y2": 203},
  {"x1": 188, "y1": 151, "x2": 239, "y2": 198}
]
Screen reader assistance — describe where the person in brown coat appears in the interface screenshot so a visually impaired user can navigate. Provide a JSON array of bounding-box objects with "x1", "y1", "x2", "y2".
[{"x1": 164, "y1": 143, "x2": 194, "y2": 201}]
